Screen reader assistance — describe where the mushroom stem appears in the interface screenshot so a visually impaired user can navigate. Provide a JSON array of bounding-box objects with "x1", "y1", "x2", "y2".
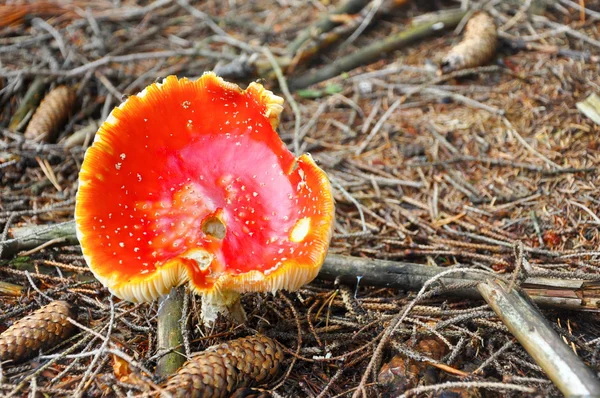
[
  {"x1": 201, "y1": 291, "x2": 247, "y2": 325},
  {"x1": 156, "y1": 285, "x2": 186, "y2": 378},
  {"x1": 226, "y1": 296, "x2": 247, "y2": 324}
]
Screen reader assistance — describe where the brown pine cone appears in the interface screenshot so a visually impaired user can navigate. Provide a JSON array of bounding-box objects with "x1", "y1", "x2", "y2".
[
  {"x1": 378, "y1": 337, "x2": 450, "y2": 396},
  {"x1": 230, "y1": 387, "x2": 272, "y2": 398},
  {"x1": 0, "y1": 300, "x2": 77, "y2": 364},
  {"x1": 164, "y1": 335, "x2": 284, "y2": 398},
  {"x1": 24, "y1": 85, "x2": 76, "y2": 142},
  {"x1": 440, "y1": 11, "x2": 497, "y2": 74}
]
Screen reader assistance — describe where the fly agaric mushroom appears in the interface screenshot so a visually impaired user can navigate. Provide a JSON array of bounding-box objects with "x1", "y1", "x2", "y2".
[{"x1": 75, "y1": 73, "x2": 334, "y2": 322}]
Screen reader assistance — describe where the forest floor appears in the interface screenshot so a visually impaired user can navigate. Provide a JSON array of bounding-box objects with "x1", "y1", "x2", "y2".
[{"x1": 1, "y1": 0, "x2": 600, "y2": 397}]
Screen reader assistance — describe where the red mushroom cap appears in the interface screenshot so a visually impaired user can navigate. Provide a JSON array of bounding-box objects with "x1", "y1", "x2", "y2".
[{"x1": 75, "y1": 73, "x2": 334, "y2": 306}]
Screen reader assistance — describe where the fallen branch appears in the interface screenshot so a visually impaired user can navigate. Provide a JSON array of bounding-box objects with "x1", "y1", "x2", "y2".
[
  {"x1": 1, "y1": 221, "x2": 78, "y2": 258},
  {"x1": 0, "y1": 48, "x2": 235, "y2": 78},
  {"x1": 3, "y1": 223, "x2": 600, "y2": 311},
  {"x1": 216, "y1": 0, "x2": 408, "y2": 80},
  {"x1": 288, "y1": 8, "x2": 467, "y2": 90},
  {"x1": 289, "y1": 0, "x2": 408, "y2": 71},
  {"x1": 319, "y1": 254, "x2": 600, "y2": 310},
  {"x1": 477, "y1": 279, "x2": 600, "y2": 397},
  {"x1": 405, "y1": 155, "x2": 596, "y2": 175}
]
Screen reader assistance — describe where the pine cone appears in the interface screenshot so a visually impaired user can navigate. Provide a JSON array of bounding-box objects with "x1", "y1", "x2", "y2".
[
  {"x1": 24, "y1": 85, "x2": 76, "y2": 142},
  {"x1": 230, "y1": 387, "x2": 272, "y2": 398},
  {"x1": 440, "y1": 12, "x2": 497, "y2": 74},
  {"x1": 0, "y1": 300, "x2": 77, "y2": 364},
  {"x1": 164, "y1": 335, "x2": 284, "y2": 398},
  {"x1": 378, "y1": 337, "x2": 450, "y2": 395}
]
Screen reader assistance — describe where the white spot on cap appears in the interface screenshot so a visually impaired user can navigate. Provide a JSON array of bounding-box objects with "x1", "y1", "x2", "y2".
[
  {"x1": 290, "y1": 217, "x2": 311, "y2": 243},
  {"x1": 432, "y1": 22, "x2": 445, "y2": 30}
]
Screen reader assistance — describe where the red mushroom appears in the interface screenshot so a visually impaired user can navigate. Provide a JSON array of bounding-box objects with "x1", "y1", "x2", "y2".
[{"x1": 75, "y1": 73, "x2": 334, "y2": 322}]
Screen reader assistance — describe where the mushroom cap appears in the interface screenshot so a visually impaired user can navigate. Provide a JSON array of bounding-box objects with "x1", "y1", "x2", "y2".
[{"x1": 75, "y1": 73, "x2": 334, "y2": 303}]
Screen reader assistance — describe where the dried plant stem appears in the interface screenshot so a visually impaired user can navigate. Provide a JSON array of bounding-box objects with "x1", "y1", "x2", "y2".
[
  {"x1": 400, "y1": 381, "x2": 536, "y2": 397},
  {"x1": 262, "y1": 47, "x2": 301, "y2": 156},
  {"x1": 156, "y1": 285, "x2": 186, "y2": 378},
  {"x1": 477, "y1": 279, "x2": 600, "y2": 396}
]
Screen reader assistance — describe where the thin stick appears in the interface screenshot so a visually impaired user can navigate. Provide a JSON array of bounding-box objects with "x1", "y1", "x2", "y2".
[
  {"x1": 1, "y1": 221, "x2": 78, "y2": 258},
  {"x1": 502, "y1": 117, "x2": 562, "y2": 169},
  {"x1": 330, "y1": 177, "x2": 368, "y2": 233},
  {"x1": 355, "y1": 99, "x2": 401, "y2": 155},
  {"x1": 400, "y1": 381, "x2": 536, "y2": 397},
  {"x1": 74, "y1": 295, "x2": 115, "y2": 394},
  {"x1": 5, "y1": 222, "x2": 600, "y2": 310}
]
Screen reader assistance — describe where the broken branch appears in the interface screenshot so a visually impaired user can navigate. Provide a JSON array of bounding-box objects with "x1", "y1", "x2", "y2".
[
  {"x1": 289, "y1": 9, "x2": 467, "y2": 90},
  {"x1": 477, "y1": 279, "x2": 600, "y2": 396},
  {"x1": 4, "y1": 223, "x2": 600, "y2": 311}
]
